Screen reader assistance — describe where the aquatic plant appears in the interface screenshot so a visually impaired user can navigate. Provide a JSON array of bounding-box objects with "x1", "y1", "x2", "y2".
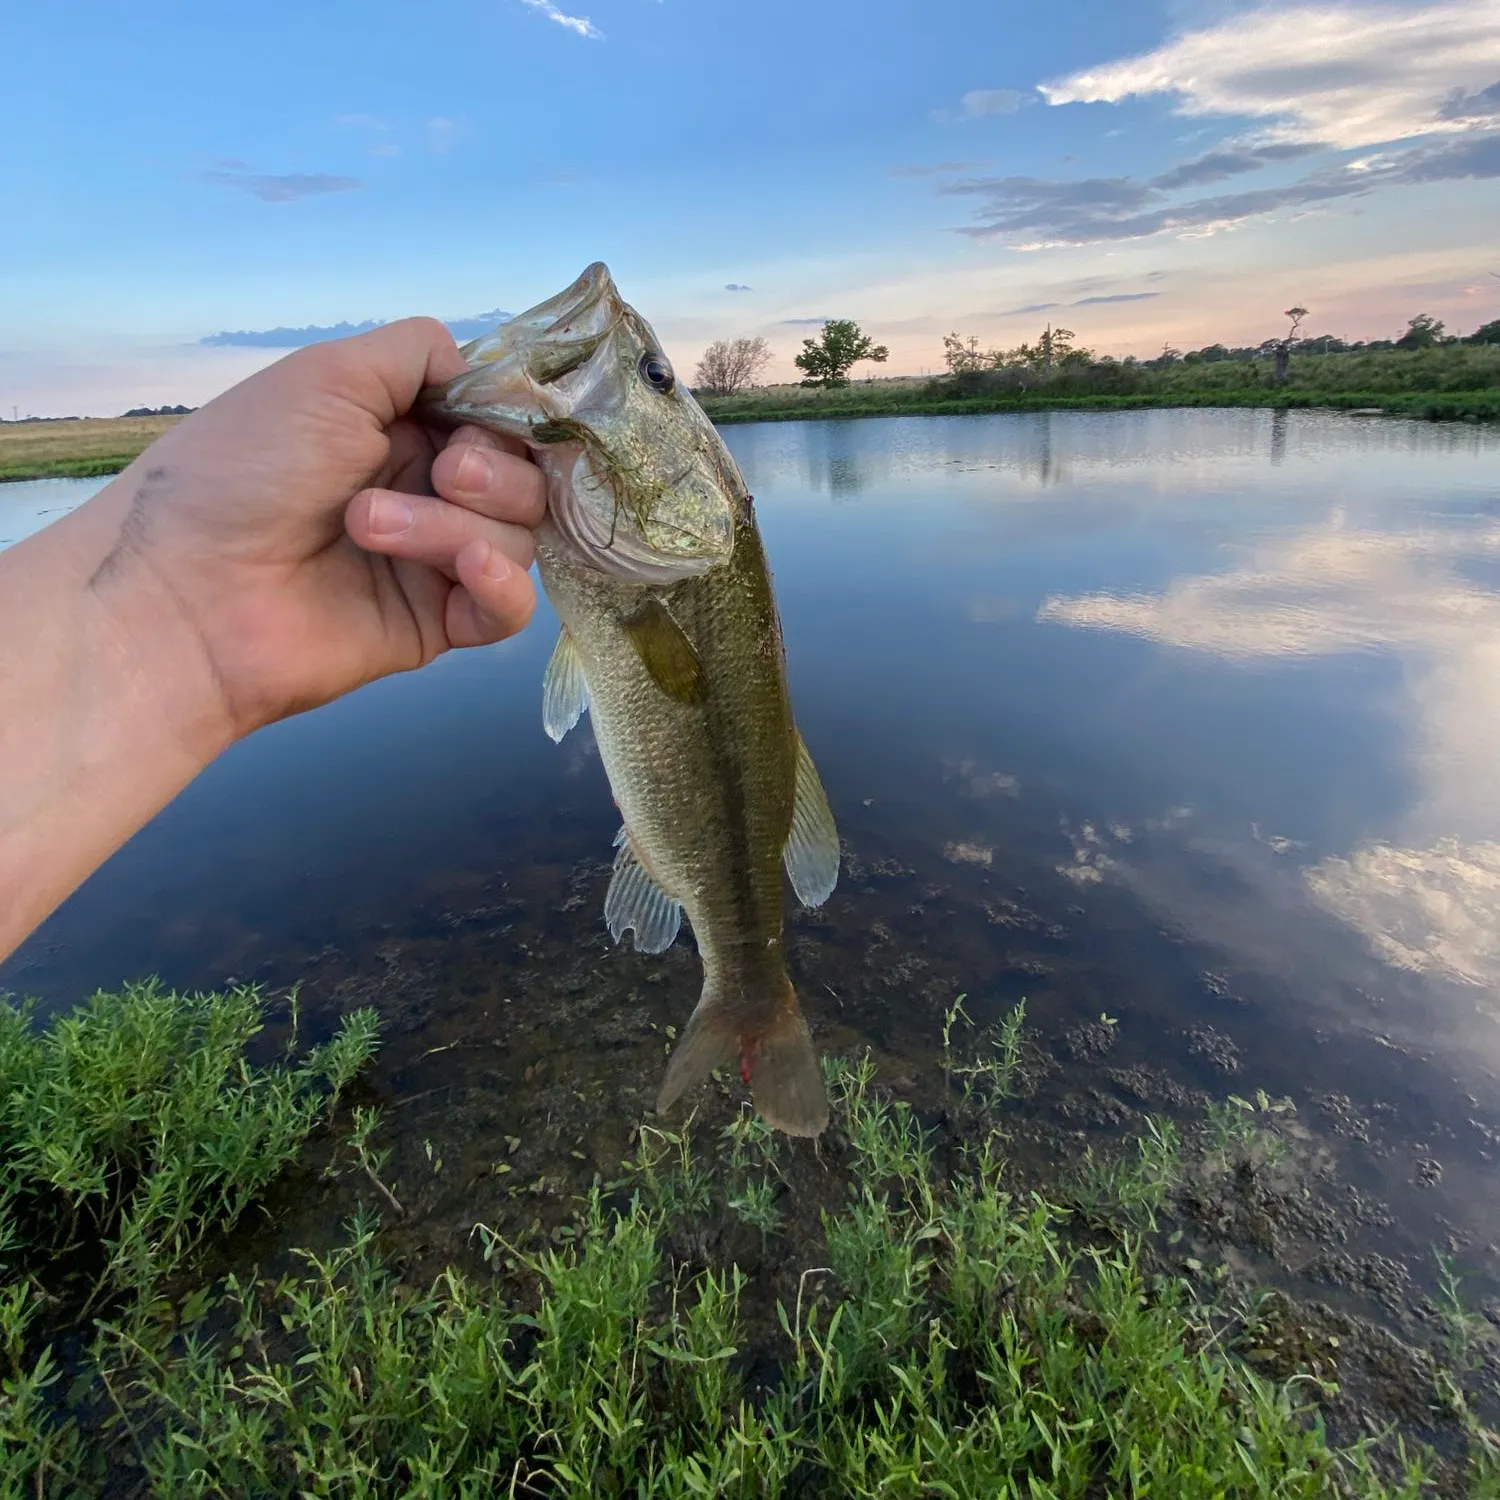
[{"x1": 2, "y1": 982, "x2": 1496, "y2": 1496}]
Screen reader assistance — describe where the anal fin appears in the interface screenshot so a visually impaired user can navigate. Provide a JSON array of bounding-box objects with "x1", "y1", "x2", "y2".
[{"x1": 604, "y1": 827, "x2": 682, "y2": 953}]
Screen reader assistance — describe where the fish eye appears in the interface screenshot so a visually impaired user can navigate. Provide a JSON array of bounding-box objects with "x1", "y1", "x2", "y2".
[{"x1": 639, "y1": 352, "x2": 675, "y2": 394}]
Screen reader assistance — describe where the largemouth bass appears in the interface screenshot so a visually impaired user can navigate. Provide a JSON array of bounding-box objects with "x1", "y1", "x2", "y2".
[{"x1": 421, "y1": 263, "x2": 839, "y2": 1136}]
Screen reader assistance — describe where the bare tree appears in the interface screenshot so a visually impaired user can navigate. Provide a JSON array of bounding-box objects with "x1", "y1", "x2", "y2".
[
  {"x1": 694, "y1": 337, "x2": 773, "y2": 396},
  {"x1": 1262, "y1": 306, "x2": 1307, "y2": 384}
]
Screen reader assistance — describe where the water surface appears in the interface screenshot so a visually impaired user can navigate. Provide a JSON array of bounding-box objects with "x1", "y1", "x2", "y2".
[{"x1": 7, "y1": 410, "x2": 1500, "y2": 1313}]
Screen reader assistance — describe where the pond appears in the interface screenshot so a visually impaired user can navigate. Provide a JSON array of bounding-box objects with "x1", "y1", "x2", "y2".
[{"x1": 6, "y1": 407, "x2": 1500, "y2": 1322}]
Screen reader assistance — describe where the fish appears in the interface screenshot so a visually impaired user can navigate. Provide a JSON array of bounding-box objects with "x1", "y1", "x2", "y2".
[{"x1": 420, "y1": 263, "x2": 840, "y2": 1136}]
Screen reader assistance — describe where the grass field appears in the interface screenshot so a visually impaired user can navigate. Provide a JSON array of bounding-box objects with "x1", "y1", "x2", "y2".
[{"x1": 0, "y1": 414, "x2": 182, "y2": 482}]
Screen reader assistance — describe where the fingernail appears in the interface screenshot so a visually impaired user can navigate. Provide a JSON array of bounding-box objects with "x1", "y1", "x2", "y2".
[
  {"x1": 456, "y1": 445, "x2": 495, "y2": 491},
  {"x1": 367, "y1": 494, "x2": 415, "y2": 535},
  {"x1": 480, "y1": 541, "x2": 512, "y2": 582}
]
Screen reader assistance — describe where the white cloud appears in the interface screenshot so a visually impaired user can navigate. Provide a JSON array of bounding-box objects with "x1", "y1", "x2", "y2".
[
  {"x1": 961, "y1": 88, "x2": 1025, "y2": 117},
  {"x1": 1306, "y1": 837, "x2": 1500, "y2": 986},
  {"x1": 519, "y1": 0, "x2": 603, "y2": 39},
  {"x1": 1040, "y1": 1, "x2": 1500, "y2": 149},
  {"x1": 1039, "y1": 509, "x2": 1500, "y2": 991}
]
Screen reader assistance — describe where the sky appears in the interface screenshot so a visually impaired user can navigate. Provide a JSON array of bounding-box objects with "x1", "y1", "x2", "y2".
[{"x1": 3, "y1": 0, "x2": 1499, "y2": 415}]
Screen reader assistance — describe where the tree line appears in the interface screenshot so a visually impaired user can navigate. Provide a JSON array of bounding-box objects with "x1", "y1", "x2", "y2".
[
  {"x1": 693, "y1": 305, "x2": 1500, "y2": 398},
  {"x1": 940, "y1": 308, "x2": 1500, "y2": 384}
]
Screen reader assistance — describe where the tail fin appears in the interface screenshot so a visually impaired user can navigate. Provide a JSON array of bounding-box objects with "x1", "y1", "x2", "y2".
[{"x1": 656, "y1": 979, "x2": 829, "y2": 1138}]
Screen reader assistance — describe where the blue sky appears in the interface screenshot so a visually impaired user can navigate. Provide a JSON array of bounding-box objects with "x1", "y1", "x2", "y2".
[{"x1": 4, "y1": 0, "x2": 1498, "y2": 414}]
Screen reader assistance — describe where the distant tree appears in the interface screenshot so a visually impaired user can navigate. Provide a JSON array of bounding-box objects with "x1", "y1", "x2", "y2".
[
  {"x1": 1396, "y1": 313, "x2": 1447, "y2": 350},
  {"x1": 1035, "y1": 325, "x2": 1076, "y2": 371},
  {"x1": 942, "y1": 332, "x2": 990, "y2": 374},
  {"x1": 795, "y1": 320, "x2": 889, "y2": 387},
  {"x1": 1298, "y1": 334, "x2": 1349, "y2": 355},
  {"x1": 693, "y1": 337, "x2": 773, "y2": 396},
  {"x1": 1467, "y1": 319, "x2": 1500, "y2": 345},
  {"x1": 1260, "y1": 306, "x2": 1307, "y2": 384}
]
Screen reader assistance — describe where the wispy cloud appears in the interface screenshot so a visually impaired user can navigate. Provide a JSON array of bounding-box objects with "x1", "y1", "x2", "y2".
[
  {"x1": 780, "y1": 317, "x2": 836, "y2": 325},
  {"x1": 1039, "y1": 0, "x2": 1500, "y2": 149},
  {"x1": 888, "y1": 160, "x2": 978, "y2": 178},
  {"x1": 934, "y1": 88, "x2": 1027, "y2": 123},
  {"x1": 200, "y1": 170, "x2": 363, "y2": 203},
  {"x1": 519, "y1": 0, "x2": 603, "y2": 39},
  {"x1": 724, "y1": 283, "x2": 754, "y2": 292},
  {"x1": 998, "y1": 291, "x2": 1161, "y2": 316},
  {"x1": 945, "y1": 130, "x2": 1500, "y2": 247},
  {"x1": 1151, "y1": 142, "x2": 1317, "y2": 190},
  {"x1": 960, "y1": 87, "x2": 1025, "y2": 117},
  {"x1": 1073, "y1": 292, "x2": 1161, "y2": 306},
  {"x1": 202, "y1": 310, "x2": 511, "y2": 348},
  {"x1": 1440, "y1": 79, "x2": 1500, "y2": 121}
]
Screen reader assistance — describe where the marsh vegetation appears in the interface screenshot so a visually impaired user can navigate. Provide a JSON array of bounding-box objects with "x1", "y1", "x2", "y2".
[{"x1": 4, "y1": 983, "x2": 1498, "y2": 1496}]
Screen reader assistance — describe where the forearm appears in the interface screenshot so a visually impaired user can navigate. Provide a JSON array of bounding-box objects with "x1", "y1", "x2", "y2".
[{"x1": 0, "y1": 473, "x2": 233, "y2": 962}]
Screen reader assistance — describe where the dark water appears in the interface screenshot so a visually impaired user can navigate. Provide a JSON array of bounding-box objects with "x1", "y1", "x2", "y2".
[{"x1": 7, "y1": 410, "x2": 1500, "y2": 1313}]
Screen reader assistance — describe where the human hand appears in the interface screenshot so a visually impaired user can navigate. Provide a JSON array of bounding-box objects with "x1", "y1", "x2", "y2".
[{"x1": 79, "y1": 316, "x2": 543, "y2": 751}]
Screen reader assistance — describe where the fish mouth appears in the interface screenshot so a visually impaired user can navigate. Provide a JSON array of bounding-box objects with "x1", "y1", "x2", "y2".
[{"x1": 555, "y1": 447, "x2": 735, "y2": 585}]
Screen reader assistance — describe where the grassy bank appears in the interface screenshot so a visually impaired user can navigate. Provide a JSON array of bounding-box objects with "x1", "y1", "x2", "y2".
[
  {"x1": 702, "y1": 387, "x2": 1500, "y2": 425},
  {"x1": 0, "y1": 414, "x2": 183, "y2": 483},
  {"x1": 4, "y1": 342, "x2": 1497, "y2": 484},
  {"x1": 700, "y1": 343, "x2": 1500, "y2": 426},
  {"x1": 4, "y1": 984, "x2": 1497, "y2": 1495}
]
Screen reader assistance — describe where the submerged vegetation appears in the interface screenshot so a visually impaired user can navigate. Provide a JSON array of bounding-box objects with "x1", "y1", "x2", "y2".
[{"x1": 3, "y1": 982, "x2": 1498, "y2": 1496}]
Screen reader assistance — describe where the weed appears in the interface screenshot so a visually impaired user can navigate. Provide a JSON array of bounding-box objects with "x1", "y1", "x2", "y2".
[{"x1": 1, "y1": 980, "x2": 1490, "y2": 1496}]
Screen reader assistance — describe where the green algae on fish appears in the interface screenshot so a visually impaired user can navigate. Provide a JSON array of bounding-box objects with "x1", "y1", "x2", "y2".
[{"x1": 422, "y1": 263, "x2": 839, "y2": 1136}]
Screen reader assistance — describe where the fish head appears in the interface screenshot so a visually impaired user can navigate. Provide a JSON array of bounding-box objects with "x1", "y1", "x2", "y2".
[{"x1": 422, "y1": 262, "x2": 740, "y2": 583}]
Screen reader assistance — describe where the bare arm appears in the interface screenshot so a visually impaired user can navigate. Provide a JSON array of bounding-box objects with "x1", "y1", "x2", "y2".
[{"x1": 0, "y1": 318, "x2": 544, "y2": 962}]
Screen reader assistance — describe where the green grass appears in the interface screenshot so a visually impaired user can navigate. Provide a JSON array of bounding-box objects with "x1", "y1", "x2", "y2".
[
  {"x1": 701, "y1": 386, "x2": 1500, "y2": 426},
  {"x1": 3, "y1": 982, "x2": 1498, "y2": 1496},
  {"x1": 699, "y1": 344, "x2": 1500, "y2": 426},
  {"x1": 0, "y1": 414, "x2": 183, "y2": 483}
]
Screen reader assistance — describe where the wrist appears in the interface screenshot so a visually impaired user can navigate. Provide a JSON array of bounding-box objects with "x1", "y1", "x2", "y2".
[
  {"x1": 73, "y1": 469, "x2": 242, "y2": 771},
  {"x1": 0, "y1": 479, "x2": 238, "y2": 961}
]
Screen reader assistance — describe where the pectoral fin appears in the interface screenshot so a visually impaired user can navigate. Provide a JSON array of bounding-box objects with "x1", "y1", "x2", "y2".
[
  {"x1": 622, "y1": 598, "x2": 706, "y2": 704},
  {"x1": 784, "y1": 733, "x2": 839, "y2": 907},
  {"x1": 542, "y1": 627, "x2": 590, "y2": 743},
  {"x1": 604, "y1": 827, "x2": 682, "y2": 953}
]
